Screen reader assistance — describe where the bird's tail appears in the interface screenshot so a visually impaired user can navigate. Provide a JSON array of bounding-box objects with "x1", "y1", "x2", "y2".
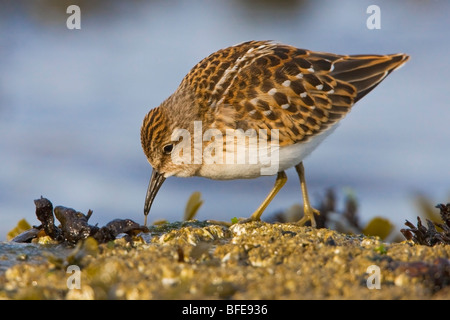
[{"x1": 328, "y1": 53, "x2": 410, "y2": 102}]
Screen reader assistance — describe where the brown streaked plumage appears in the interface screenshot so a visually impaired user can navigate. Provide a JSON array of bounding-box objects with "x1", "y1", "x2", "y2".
[{"x1": 141, "y1": 40, "x2": 409, "y2": 226}]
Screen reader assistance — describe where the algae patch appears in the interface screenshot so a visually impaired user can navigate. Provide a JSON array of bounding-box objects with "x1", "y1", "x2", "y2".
[{"x1": 1, "y1": 221, "x2": 449, "y2": 300}]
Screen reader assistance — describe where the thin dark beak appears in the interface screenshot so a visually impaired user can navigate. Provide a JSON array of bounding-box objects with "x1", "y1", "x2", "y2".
[{"x1": 144, "y1": 168, "x2": 166, "y2": 226}]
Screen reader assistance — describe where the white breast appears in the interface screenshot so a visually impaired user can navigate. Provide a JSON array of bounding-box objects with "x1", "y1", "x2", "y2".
[{"x1": 197, "y1": 125, "x2": 338, "y2": 180}]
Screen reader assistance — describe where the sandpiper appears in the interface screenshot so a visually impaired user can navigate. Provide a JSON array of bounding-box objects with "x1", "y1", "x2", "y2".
[{"x1": 141, "y1": 40, "x2": 409, "y2": 227}]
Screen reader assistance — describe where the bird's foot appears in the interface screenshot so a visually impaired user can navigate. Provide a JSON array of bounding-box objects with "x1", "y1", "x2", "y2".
[{"x1": 296, "y1": 205, "x2": 320, "y2": 228}]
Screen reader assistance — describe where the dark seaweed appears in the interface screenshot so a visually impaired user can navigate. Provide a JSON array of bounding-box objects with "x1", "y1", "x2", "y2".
[
  {"x1": 93, "y1": 219, "x2": 148, "y2": 243},
  {"x1": 401, "y1": 203, "x2": 450, "y2": 246},
  {"x1": 54, "y1": 206, "x2": 98, "y2": 244},
  {"x1": 12, "y1": 197, "x2": 148, "y2": 244},
  {"x1": 35, "y1": 196, "x2": 62, "y2": 241}
]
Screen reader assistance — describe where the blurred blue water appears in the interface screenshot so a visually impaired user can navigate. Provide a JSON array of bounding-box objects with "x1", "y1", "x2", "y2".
[{"x1": 1, "y1": 0, "x2": 449, "y2": 239}]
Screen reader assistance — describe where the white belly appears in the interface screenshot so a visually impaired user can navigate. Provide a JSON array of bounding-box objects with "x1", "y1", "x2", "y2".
[{"x1": 197, "y1": 125, "x2": 338, "y2": 180}]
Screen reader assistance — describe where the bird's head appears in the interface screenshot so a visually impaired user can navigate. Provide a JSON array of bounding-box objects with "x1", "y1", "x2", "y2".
[{"x1": 140, "y1": 102, "x2": 201, "y2": 224}]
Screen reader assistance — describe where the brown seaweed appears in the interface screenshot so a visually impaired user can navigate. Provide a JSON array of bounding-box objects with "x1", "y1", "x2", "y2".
[{"x1": 394, "y1": 258, "x2": 450, "y2": 293}]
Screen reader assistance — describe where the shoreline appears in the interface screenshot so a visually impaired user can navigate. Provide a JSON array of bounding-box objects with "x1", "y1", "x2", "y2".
[{"x1": 1, "y1": 220, "x2": 449, "y2": 299}]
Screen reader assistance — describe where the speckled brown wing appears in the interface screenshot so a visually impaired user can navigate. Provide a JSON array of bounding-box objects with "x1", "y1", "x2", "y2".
[{"x1": 182, "y1": 41, "x2": 409, "y2": 146}]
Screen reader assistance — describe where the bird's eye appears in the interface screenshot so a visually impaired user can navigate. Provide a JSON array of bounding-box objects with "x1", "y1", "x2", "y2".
[{"x1": 163, "y1": 144, "x2": 173, "y2": 154}]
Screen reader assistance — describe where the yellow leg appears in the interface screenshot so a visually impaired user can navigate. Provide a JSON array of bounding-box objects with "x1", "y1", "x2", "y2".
[
  {"x1": 249, "y1": 171, "x2": 287, "y2": 221},
  {"x1": 295, "y1": 162, "x2": 320, "y2": 227}
]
